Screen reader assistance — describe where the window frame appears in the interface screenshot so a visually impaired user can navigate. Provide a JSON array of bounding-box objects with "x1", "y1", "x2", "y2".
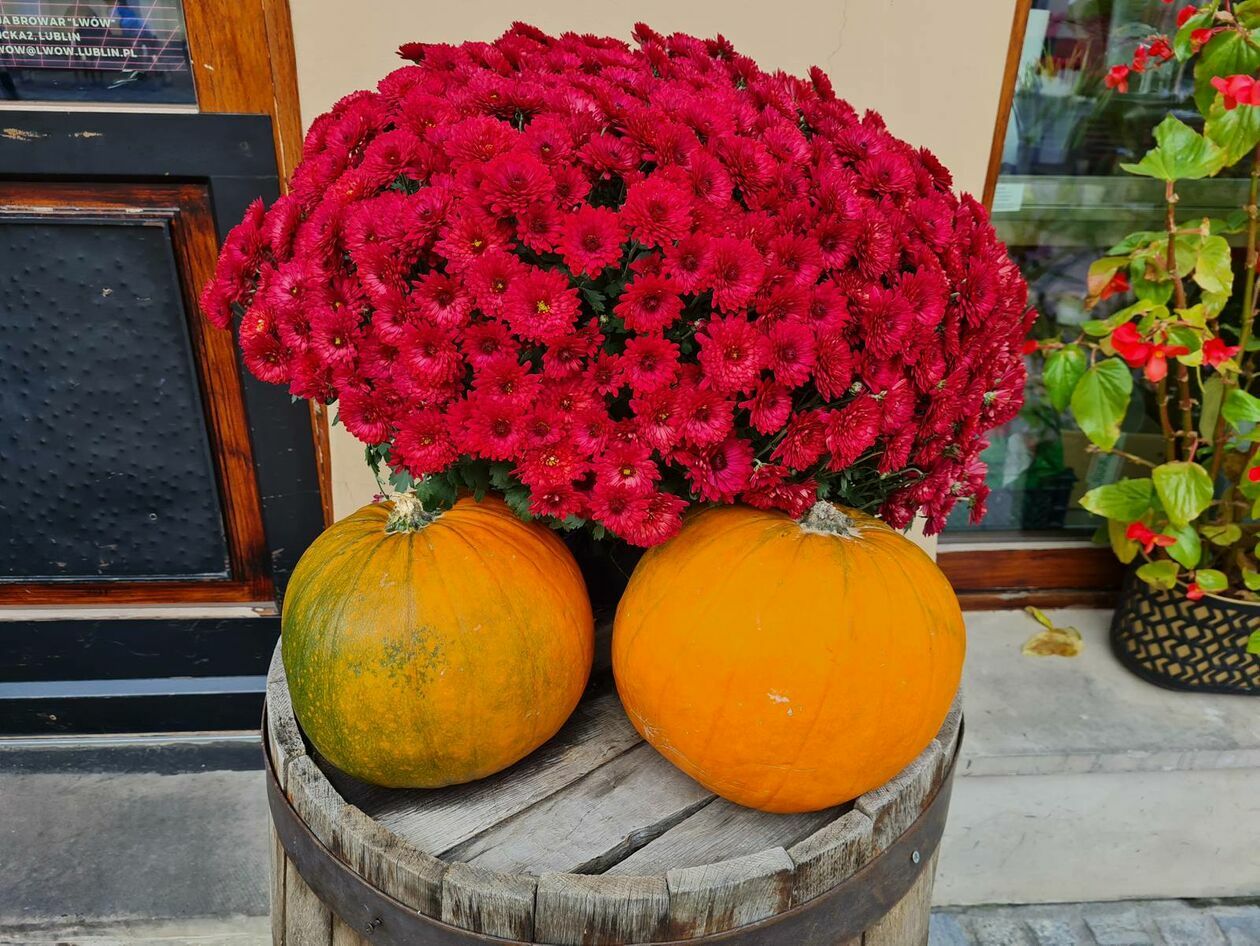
[{"x1": 935, "y1": 0, "x2": 1124, "y2": 609}]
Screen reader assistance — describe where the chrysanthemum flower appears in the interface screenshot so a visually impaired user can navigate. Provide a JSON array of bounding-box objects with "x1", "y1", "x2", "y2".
[
  {"x1": 559, "y1": 206, "x2": 624, "y2": 276},
  {"x1": 697, "y1": 315, "x2": 769, "y2": 395},
  {"x1": 615, "y1": 275, "x2": 684, "y2": 334},
  {"x1": 205, "y1": 23, "x2": 1031, "y2": 545},
  {"x1": 503, "y1": 268, "x2": 580, "y2": 343}
]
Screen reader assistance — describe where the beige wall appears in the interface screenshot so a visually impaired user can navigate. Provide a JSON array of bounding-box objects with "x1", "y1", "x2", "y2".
[{"x1": 289, "y1": 0, "x2": 1017, "y2": 519}]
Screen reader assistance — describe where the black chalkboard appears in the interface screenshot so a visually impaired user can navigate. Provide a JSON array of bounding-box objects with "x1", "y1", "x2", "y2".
[{"x1": 0, "y1": 217, "x2": 230, "y2": 579}]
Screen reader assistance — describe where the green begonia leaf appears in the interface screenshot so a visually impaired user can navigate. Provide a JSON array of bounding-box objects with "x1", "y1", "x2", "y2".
[
  {"x1": 1152, "y1": 461, "x2": 1215, "y2": 528},
  {"x1": 1120, "y1": 115, "x2": 1226, "y2": 181},
  {"x1": 1070, "y1": 358, "x2": 1133, "y2": 451}
]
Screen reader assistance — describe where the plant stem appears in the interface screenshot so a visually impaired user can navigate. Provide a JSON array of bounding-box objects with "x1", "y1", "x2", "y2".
[
  {"x1": 1157, "y1": 377, "x2": 1177, "y2": 462},
  {"x1": 1087, "y1": 444, "x2": 1156, "y2": 468},
  {"x1": 1210, "y1": 147, "x2": 1260, "y2": 503},
  {"x1": 1164, "y1": 181, "x2": 1197, "y2": 462}
]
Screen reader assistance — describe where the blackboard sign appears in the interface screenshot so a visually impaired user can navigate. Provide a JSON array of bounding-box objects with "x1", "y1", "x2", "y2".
[{"x1": 0, "y1": 1, "x2": 195, "y2": 105}]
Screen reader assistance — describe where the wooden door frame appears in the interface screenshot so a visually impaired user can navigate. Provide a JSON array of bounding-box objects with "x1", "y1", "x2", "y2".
[
  {"x1": 184, "y1": 0, "x2": 334, "y2": 527},
  {"x1": 0, "y1": 3, "x2": 328, "y2": 732},
  {"x1": 0, "y1": 111, "x2": 321, "y2": 732},
  {"x1": 0, "y1": 181, "x2": 274, "y2": 604}
]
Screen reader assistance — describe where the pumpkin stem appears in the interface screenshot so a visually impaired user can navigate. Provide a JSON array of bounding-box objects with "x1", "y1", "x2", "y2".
[
  {"x1": 384, "y1": 491, "x2": 440, "y2": 534},
  {"x1": 799, "y1": 500, "x2": 861, "y2": 539}
]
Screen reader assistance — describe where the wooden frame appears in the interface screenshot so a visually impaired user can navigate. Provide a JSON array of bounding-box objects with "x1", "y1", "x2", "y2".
[
  {"x1": 0, "y1": 112, "x2": 325, "y2": 601},
  {"x1": 0, "y1": 181, "x2": 273, "y2": 604},
  {"x1": 185, "y1": 0, "x2": 334, "y2": 527},
  {"x1": 982, "y1": 0, "x2": 1034, "y2": 210},
  {"x1": 0, "y1": 7, "x2": 326, "y2": 731},
  {"x1": 940, "y1": 545, "x2": 1123, "y2": 611},
  {"x1": 938, "y1": 0, "x2": 1123, "y2": 610}
]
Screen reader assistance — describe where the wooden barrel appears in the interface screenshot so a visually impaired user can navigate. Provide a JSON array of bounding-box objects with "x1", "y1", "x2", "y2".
[{"x1": 265, "y1": 639, "x2": 961, "y2": 946}]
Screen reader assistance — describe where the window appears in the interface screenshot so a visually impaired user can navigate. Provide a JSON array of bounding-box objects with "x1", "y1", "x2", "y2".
[{"x1": 938, "y1": 0, "x2": 1237, "y2": 603}]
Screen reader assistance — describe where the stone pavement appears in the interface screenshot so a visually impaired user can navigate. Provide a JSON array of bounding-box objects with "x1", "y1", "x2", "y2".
[
  {"x1": 933, "y1": 900, "x2": 1260, "y2": 946},
  {"x1": 4, "y1": 901, "x2": 1260, "y2": 945}
]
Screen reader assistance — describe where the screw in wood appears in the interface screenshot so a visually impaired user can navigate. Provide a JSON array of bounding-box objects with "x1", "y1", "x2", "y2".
[
  {"x1": 911, "y1": 850, "x2": 921, "y2": 865},
  {"x1": 364, "y1": 917, "x2": 382, "y2": 935}
]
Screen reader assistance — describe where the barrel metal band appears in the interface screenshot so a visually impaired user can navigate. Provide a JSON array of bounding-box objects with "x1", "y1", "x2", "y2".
[{"x1": 265, "y1": 710, "x2": 959, "y2": 945}]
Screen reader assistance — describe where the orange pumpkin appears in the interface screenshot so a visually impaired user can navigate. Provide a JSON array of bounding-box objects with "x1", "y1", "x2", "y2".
[
  {"x1": 612, "y1": 502, "x2": 964, "y2": 813},
  {"x1": 282, "y1": 495, "x2": 594, "y2": 788}
]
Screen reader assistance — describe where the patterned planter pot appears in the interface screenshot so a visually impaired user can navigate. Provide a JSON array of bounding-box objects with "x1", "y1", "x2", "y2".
[{"x1": 1111, "y1": 569, "x2": 1260, "y2": 695}]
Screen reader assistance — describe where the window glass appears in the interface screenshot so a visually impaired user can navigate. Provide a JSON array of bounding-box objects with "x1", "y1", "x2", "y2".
[
  {"x1": 943, "y1": 0, "x2": 1247, "y2": 540},
  {"x1": 0, "y1": 0, "x2": 195, "y2": 106}
]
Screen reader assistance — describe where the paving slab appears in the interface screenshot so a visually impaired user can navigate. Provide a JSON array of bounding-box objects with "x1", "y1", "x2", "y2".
[
  {"x1": 1157, "y1": 914, "x2": 1228, "y2": 946},
  {"x1": 1217, "y1": 912, "x2": 1260, "y2": 946},
  {"x1": 1025, "y1": 919, "x2": 1079, "y2": 946},
  {"x1": 0, "y1": 738, "x2": 267, "y2": 927},
  {"x1": 0, "y1": 916, "x2": 268, "y2": 946},
  {"x1": 955, "y1": 608, "x2": 1260, "y2": 778},
  {"x1": 938, "y1": 608, "x2": 1260, "y2": 905}
]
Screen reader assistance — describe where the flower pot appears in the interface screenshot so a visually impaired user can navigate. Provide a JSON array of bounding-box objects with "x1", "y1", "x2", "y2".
[{"x1": 1111, "y1": 569, "x2": 1260, "y2": 695}]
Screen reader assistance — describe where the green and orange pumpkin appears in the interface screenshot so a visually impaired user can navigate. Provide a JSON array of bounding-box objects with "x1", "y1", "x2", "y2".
[
  {"x1": 613, "y1": 502, "x2": 964, "y2": 813},
  {"x1": 282, "y1": 495, "x2": 594, "y2": 788}
]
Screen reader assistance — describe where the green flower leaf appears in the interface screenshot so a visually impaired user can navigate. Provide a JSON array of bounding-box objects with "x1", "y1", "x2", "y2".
[
  {"x1": 1205, "y1": 94, "x2": 1260, "y2": 165},
  {"x1": 1070, "y1": 358, "x2": 1133, "y2": 451},
  {"x1": 412, "y1": 473, "x2": 459, "y2": 512},
  {"x1": 1175, "y1": 9, "x2": 1216, "y2": 61},
  {"x1": 1200, "y1": 376, "x2": 1225, "y2": 441},
  {"x1": 1209, "y1": 210, "x2": 1251, "y2": 234},
  {"x1": 1238, "y1": 0, "x2": 1260, "y2": 29},
  {"x1": 1105, "y1": 230, "x2": 1164, "y2": 256},
  {"x1": 1222, "y1": 388, "x2": 1260, "y2": 427},
  {"x1": 1193, "y1": 234, "x2": 1235, "y2": 295},
  {"x1": 1108, "y1": 517, "x2": 1141, "y2": 565},
  {"x1": 1137, "y1": 559, "x2": 1180, "y2": 590},
  {"x1": 1120, "y1": 115, "x2": 1226, "y2": 181},
  {"x1": 1202, "y1": 289, "x2": 1232, "y2": 317},
  {"x1": 1087, "y1": 257, "x2": 1128, "y2": 298},
  {"x1": 1167, "y1": 324, "x2": 1204, "y2": 365},
  {"x1": 1044, "y1": 345, "x2": 1087, "y2": 413},
  {"x1": 1152, "y1": 461, "x2": 1216, "y2": 528},
  {"x1": 1195, "y1": 568, "x2": 1229, "y2": 592},
  {"x1": 1080, "y1": 477, "x2": 1154, "y2": 521},
  {"x1": 1195, "y1": 28, "x2": 1260, "y2": 115},
  {"x1": 1178, "y1": 304, "x2": 1208, "y2": 329},
  {"x1": 1131, "y1": 269, "x2": 1175, "y2": 304},
  {"x1": 1163, "y1": 523, "x2": 1202, "y2": 570},
  {"x1": 1249, "y1": 629, "x2": 1260, "y2": 653},
  {"x1": 1201, "y1": 522, "x2": 1243, "y2": 547},
  {"x1": 1244, "y1": 568, "x2": 1260, "y2": 592}
]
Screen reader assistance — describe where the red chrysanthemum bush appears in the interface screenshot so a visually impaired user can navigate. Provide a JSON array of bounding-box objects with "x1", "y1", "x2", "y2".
[{"x1": 201, "y1": 23, "x2": 1033, "y2": 547}]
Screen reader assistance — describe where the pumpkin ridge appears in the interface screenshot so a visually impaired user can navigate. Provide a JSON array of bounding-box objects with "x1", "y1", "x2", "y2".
[
  {"x1": 419, "y1": 523, "x2": 488, "y2": 777},
  {"x1": 398, "y1": 533, "x2": 445, "y2": 780},
  {"x1": 633, "y1": 515, "x2": 798, "y2": 804},
  {"x1": 285, "y1": 528, "x2": 393, "y2": 776},
  {"x1": 455, "y1": 516, "x2": 583, "y2": 622},
  {"x1": 866, "y1": 530, "x2": 959, "y2": 761},
  {"x1": 852, "y1": 536, "x2": 914, "y2": 776},
  {"x1": 316, "y1": 532, "x2": 396, "y2": 773},
  {"x1": 437, "y1": 521, "x2": 548, "y2": 751},
  {"x1": 636, "y1": 517, "x2": 776, "y2": 719},
  {"x1": 754, "y1": 527, "x2": 853, "y2": 809},
  {"x1": 287, "y1": 515, "x2": 373, "y2": 596}
]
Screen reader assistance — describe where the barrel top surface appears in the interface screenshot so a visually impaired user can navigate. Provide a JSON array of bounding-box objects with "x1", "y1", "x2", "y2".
[{"x1": 266, "y1": 639, "x2": 962, "y2": 944}]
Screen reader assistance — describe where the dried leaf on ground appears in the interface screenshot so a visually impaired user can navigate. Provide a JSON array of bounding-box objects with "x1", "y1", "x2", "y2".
[{"x1": 1021, "y1": 606, "x2": 1084, "y2": 657}]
